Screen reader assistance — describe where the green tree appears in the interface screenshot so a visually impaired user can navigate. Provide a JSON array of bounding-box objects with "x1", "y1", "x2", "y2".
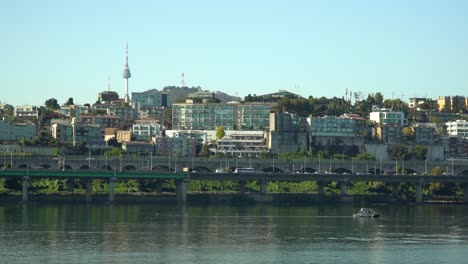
[
  {"x1": 0, "y1": 104, "x2": 14, "y2": 118},
  {"x1": 45, "y1": 98, "x2": 60, "y2": 110},
  {"x1": 388, "y1": 144, "x2": 409, "y2": 160},
  {"x1": 199, "y1": 144, "x2": 209, "y2": 157},
  {"x1": 355, "y1": 152, "x2": 375, "y2": 160},
  {"x1": 216, "y1": 126, "x2": 225, "y2": 139},
  {"x1": 401, "y1": 127, "x2": 414, "y2": 141},
  {"x1": 430, "y1": 166, "x2": 444, "y2": 175},
  {"x1": 65, "y1": 97, "x2": 74, "y2": 106},
  {"x1": 107, "y1": 147, "x2": 124, "y2": 157},
  {"x1": 411, "y1": 144, "x2": 427, "y2": 160}
]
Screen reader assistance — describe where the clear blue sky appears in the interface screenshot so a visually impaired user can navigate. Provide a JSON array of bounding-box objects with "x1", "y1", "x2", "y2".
[{"x1": 2, "y1": 0, "x2": 468, "y2": 107}]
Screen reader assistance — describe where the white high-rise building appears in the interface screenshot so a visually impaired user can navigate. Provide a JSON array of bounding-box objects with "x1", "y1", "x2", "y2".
[{"x1": 446, "y1": 120, "x2": 468, "y2": 139}]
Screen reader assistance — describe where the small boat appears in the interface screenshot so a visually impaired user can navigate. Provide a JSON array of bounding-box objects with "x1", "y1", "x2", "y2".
[{"x1": 353, "y1": 208, "x2": 380, "y2": 218}]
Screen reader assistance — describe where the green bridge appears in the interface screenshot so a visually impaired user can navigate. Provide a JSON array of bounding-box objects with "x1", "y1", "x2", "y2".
[{"x1": 0, "y1": 169, "x2": 188, "y2": 203}]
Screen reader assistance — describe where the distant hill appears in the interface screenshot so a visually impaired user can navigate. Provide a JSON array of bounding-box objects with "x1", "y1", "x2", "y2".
[{"x1": 162, "y1": 86, "x2": 240, "y2": 104}]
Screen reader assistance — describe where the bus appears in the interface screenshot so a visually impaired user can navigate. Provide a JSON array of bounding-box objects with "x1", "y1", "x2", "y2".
[{"x1": 234, "y1": 167, "x2": 257, "y2": 173}]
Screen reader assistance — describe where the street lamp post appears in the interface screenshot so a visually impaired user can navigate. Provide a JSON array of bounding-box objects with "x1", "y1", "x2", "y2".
[
  {"x1": 62, "y1": 154, "x2": 66, "y2": 171},
  {"x1": 425, "y1": 159, "x2": 427, "y2": 175},
  {"x1": 150, "y1": 152, "x2": 153, "y2": 171},
  {"x1": 105, "y1": 152, "x2": 108, "y2": 170},
  {"x1": 318, "y1": 154, "x2": 321, "y2": 173},
  {"x1": 451, "y1": 158, "x2": 454, "y2": 175},
  {"x1": 379, "y1": 156, "x2": 382, "y2": 175}
]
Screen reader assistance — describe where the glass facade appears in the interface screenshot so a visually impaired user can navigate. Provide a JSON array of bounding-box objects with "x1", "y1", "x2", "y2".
[{"x1": 172, "y1": 103, "x2": 273, "y2": 131}]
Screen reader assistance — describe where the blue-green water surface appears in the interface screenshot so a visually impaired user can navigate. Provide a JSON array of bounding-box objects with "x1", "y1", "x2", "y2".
[{"x1": 0, "y1": 204, "x2": 467, "y2": 264}]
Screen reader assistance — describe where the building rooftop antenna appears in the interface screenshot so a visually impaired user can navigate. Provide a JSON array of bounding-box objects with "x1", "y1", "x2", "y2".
[{"x1": 181, "y1": 72, "x2": 185, "y2": 88}]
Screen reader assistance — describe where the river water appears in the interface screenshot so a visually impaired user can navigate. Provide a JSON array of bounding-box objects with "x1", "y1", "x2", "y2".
[{"x1": 0, "y1": 203, "x2": 467, "y2": 264}]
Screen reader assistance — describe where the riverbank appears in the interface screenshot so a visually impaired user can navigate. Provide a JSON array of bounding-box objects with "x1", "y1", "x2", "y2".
[{"x1": 0, "y1": 192, "x2": 465, "y2": 205}]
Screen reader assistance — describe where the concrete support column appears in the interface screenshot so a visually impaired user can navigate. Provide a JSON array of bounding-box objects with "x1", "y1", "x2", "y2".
[
  {"x1": 85, "y1": 179, "x2": 93, "y2": 202},
  {"x1": 239, "y1": 181, "x2": 246, "y2": 195},
  {"x1": 109, "y1": 177, "x2": 116, "y2": 203},
  {"x1": 22, "y1": 176, "x2": 30, "y2": 203},
  {"x1": 66, "y1": 178, "x2": 74, "y2": 193},
  {"x1": 392, "y1": 183, "x2": 399, "y2": 197},
  {"x1": 317, "y1": 182, "x2": 325, "y2": 196},
  {"x1": 176, "y1": 179, "x2": 188, "y2": 203},
  {"x1": 340, "y1": 180, "x2": 348, "y2": 197},
  {"x1": 463, "y1": 184, "x2": 468, "y2": 203},
  {"x1": 260, "y1": 180, "x2": 267, "y2": 195},
  {"x1": 155, "y1": 180, "x2": 163, "y2": 194},
  {"x1": 415, "y1": 181, "x2": 423, "y2": 204}
]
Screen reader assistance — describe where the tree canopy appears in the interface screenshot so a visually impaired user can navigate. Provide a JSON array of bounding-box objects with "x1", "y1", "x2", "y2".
[{"x1": 45, "y1": 98, "x2": 60, "y2": 110}]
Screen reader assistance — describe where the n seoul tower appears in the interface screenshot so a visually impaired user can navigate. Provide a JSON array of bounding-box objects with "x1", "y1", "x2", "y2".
[{"x1": 122, "y1": 43, "x2": 131, "y2": 103}]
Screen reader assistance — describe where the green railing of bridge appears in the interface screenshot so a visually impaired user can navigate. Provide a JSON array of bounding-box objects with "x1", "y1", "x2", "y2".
[{"x1": 0, "y1": 170, "x2": 188, "y2": 180}]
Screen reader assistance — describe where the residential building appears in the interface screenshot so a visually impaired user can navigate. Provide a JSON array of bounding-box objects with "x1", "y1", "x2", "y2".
[
  {"x1": 58, "y1": 104, "x2": 90, "y2": 118},
  {"x1": 172, "y1": 102, "x2": 274, "y2": 131},
  {"x1": 307, "y1": 113, "x2": 367, "y2": 151},
  {"x1": 93, "y1": 100, "x2": 137, "y2": 120},
  {"x1": 131, "y1": 89, "x2": 168, "y2": 110},
  {"x1": 413, "y1": 123, "x2": 436, "y2": 144},
  {"x1": 269, "y1": 112, "x2": 308, "y2": 154},
  {"x1": 14, "y1": 105, "x2": 39, "y2": 118},
  {"x1": 117, "y1": 130, "x2": 132, "y2": 143},
  {"x1": 79, "y1": 115, "x2": 120, "y2": 129},
  {"x1": 138, "y1": 106, "x2": 165, "y2": 120},
  {"x1": 442, "y1": 136, "x2": 468, "y2": 159},
  {"x1": 216, "y1": 131, "x2": 268, "y2": 157},
  {"x1": 446, "y1": 120, "x2": 468, "y2": 139},
  {"x1": 153, "y1": 136, "x2": 196, "y2": 157},
  {"x1": 0, "y1": 118, "x2": 37, "y2": 141},
  {"x1": 369, "y1": 108, "x2": 408, "y2": 126},
  {"x1": 51, "y1": 119, "x2": 104, "y2": 145},
  {"x1": 408, "y1": 97, "x2": 429, "y2": 109},
  {"x1": 437, "y1": 96, "x2": 466, "y2": 112},
  {"x1": 132, "y1": 119, "x2": 162, "y2": 141},
  {"x1": 374, "y1": 124, "x2": 402, "y2": 144}
]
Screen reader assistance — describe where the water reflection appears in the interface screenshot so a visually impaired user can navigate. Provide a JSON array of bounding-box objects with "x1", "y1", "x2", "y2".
[{"x1": 0, "y1": 204, "x2": 467, "y2": 263}]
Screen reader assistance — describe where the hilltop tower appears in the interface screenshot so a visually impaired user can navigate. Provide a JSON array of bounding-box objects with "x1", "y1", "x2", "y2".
[
  {"x1": 122, "y1": 43, "x2": 131, "y2": 103},
  {"x1": 181, "y1": 72, "x2": 185, "y2": 88}
]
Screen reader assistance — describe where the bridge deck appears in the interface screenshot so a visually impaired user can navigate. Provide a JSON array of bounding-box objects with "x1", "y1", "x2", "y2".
[{"x1": 0, "y1": 170, "x2": 187, "y2": 180}]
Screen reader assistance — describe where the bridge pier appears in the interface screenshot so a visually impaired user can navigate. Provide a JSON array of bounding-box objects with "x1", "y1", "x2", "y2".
[
  {"x1": 85, "y1": 179, "x2": 93, "y2": 202},
  {"x1": 260, "y1": 180, "x2": 267, "y2": 194},
  {"x1": 66, "y1": 178, "x2": 74, "y2": 193},
  {"x1": 463, "y1": 184, "x2": 468, "y2": 203},
  {"x1": 392, "y1": 183, "x2": 399, "y2": 197},
  {"x1": 340, "y1": 179, "x2": 348, "y2": 197},
  {"x1": 176, "y1": 179, "x2": 188, "y2": 203},
  {"x1": 415, "y1": 180, "x2": 424, "y2": 204},
  {"x1": 155, "y1": 179, "x2": 163, "y2": 194},
  {"x1": 239, "y1": 181, "x2": 246, "y2": 195},
  {"x1": 22, "y1": 176, "x2": 30, "y2": 203},
  {"x1": 109, "y1": 177, "x2": 116, "y2": 203},
  {"x1": 317, "y1": 182, "x2": 325, "y2": 196}
]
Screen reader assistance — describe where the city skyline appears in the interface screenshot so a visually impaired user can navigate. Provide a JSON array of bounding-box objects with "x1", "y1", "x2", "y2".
[{"x1": 2, "y1": 0, "x2": 468, "y2": 107}]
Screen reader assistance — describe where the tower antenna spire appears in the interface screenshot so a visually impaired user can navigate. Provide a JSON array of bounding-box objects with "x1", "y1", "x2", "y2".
[
  {"x1": 181, "y1": 73, "x2": 185, "y2": 88},
  {"x1": 122, "y1": 42, "x2": 131, "y2": 103}
]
